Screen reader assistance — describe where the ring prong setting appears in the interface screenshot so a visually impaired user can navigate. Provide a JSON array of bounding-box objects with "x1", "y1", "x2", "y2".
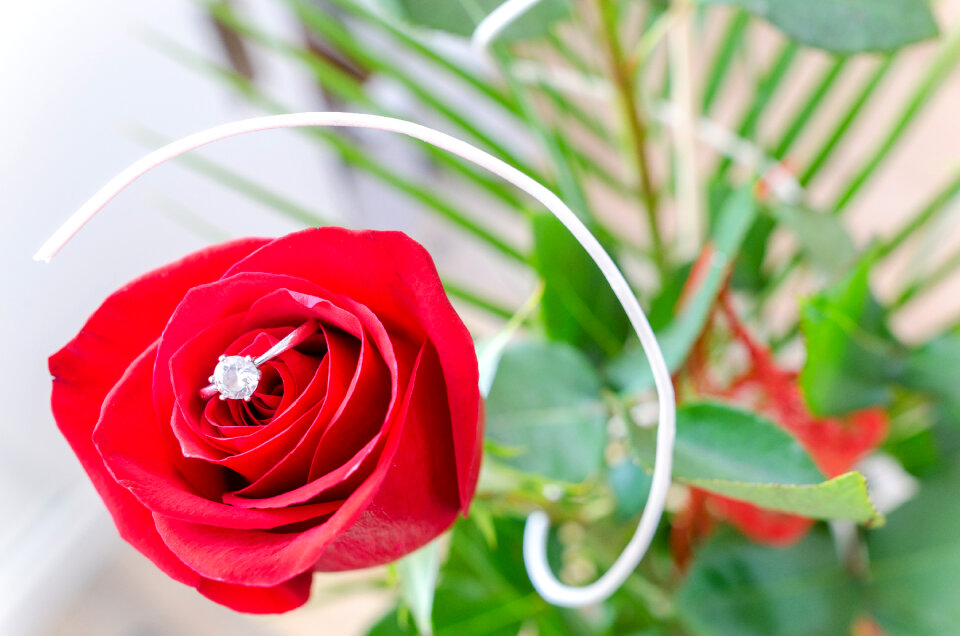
[{"x1": 210, "y1": 355, "x2": 261, "y2": 401}]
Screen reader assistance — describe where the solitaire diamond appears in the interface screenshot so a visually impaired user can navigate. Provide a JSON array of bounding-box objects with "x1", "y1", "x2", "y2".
[{"x1": 211, "y1": 355, "x2": 261, "y2": 400}]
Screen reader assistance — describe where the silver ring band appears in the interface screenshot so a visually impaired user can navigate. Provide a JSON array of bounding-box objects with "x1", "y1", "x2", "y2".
[{"x1": 199, "y1": 319, "x2": 319, "y2": 401}]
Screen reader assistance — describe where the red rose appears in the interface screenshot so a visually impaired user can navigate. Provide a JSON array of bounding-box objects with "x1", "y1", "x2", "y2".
[{"x1": 50, "y1": 227, "x2": 483, "y2": 613}]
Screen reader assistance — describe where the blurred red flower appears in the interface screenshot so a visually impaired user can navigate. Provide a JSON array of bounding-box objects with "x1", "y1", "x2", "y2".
[{"x1": 672, "y1": 290, "x2": 887, "y2": 564}]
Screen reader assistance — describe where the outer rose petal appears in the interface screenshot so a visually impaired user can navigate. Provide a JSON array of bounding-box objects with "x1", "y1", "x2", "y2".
[
  {"x1": 48, "y1": 237, "x2": 312, "y2": 613},
  {"x1": 150, "y1": 344, "x2": 448, "y2": 585},
  {"x1": 48, "y1": 244, "x2": 266, "y2": 550},
  {"x1": 96, "y1": 356, "x2": 312, "y2": 614},
  {"x1": 313, "y1": 343, "x2": 461, "y2": 570},
  {"x1": 95, "y1": 344, "x2": 344, "y2": 531},
  {"x1": 51, "y1": 237, "x2": 269, "y2": 416},
  {"x1": 198, "y1": 574, "x2": 313, "y2": 614},
  {"x1": 225, "y1": 228, "x2": 482, "y2": 511},
  {"x1": 51, "y1": 239, "x2": 269, "y2": 501}
]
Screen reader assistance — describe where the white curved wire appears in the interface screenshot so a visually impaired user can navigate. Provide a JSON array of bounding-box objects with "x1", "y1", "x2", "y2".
[
  {"x1": 33, "y1": 112, "x2": 676, "y2": 609},
  {"x1": 470, "y1": 0, "x2": 543, "y2": 55}
]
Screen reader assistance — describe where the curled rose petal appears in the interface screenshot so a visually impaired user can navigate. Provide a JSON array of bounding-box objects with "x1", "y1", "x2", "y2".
[
  {"x1": 223, "y1": 229, "x2": 482, "y2": 510},
  {"x1": 50, "y1": 228, "x2": 482, "y2": 612}
]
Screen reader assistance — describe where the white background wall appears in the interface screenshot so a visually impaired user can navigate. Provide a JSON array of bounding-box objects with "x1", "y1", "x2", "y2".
[{"x1": 0, "y1": 1, "x2": 350, "y2": 633}]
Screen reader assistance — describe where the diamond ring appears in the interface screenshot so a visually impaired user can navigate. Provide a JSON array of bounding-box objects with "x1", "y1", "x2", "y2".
[{"x1": 199, "y1": 319, "x2": 319, "y2": 401}]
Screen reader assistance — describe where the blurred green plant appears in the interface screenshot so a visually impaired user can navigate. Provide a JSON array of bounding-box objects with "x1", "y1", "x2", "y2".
[{"x1": 151, "y1": 0, "x2": 960, "y2": 633}]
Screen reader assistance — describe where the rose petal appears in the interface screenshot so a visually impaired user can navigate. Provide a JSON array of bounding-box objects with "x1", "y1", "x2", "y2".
[
  {"x1": 94, "y1": 345, "x2": 345, "y2": 530},
  {"x1": 155, "y1": 276, "x2": 363, "y2": 439},
  {"x1": 197, "y1": 573, "x2": 313, "y2": 614},
  {"x1": 221, "y1": 431, "x2": 384, "y2": 509},
  {"x1": 231, "y1": 327, "x2": 382, "y2": 498},
  {"x1": 48, "y1": 237, "x2": 268, "y2": 581},
  {"x1": 151, "y1": 345, "x2": 427, "y2": 586},
  {"x1": 225, "y1": 228, "x2": 481, "y2": 511},
  {"x1": 313, "y1": 343, "x2": 460, "y2": 570},
  {"x1": 164, "y1": 289, "x2": 363, "y2": 463},
  {"x1": 152, "y1": 273, "x2": 332, "y2": 441},
  {"x1": 168, "y1": 321, "x2": 340, "y2": 469},
  {"x1": 51, "y1": 238, "x2": 269, "y2": 481},
  {"x1": 205, "y1": 357, "x2": 330, "y2": 452}
]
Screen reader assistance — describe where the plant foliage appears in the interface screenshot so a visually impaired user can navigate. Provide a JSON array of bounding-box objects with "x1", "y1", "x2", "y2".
[{"x1": 154, "y1": 0, "x2": 960, "y2": 632}]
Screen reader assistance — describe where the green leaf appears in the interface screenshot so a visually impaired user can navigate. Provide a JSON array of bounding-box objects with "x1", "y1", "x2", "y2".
[
  {"x1": 367, "y1": 517, "x2": 585, "y2": 636},
  {"x1": 832, "y1": 26, "x2": 960, "y2": 211},
  {"x1": 690, "y1": 472, "x2": 883, "y2": 526},
  {"x1": 701, "y1": 0, "x2": 939, "y2": 54},
  {"x1": 485, "y1": 341, "x2": 607, "y2": 482},
  {"x1": 653, "y1": 403, "x2": 825, "y2": 485},
  {"x1": 608, "y1": 460, "x2": 652, "y2": 519},
  {"x1": 533, "y1": 213, "x2": 630, "y2": 357},
  {"x1": 902, "y1": 333, "x2": 960, "y2": 414},
  {"x1": 770, "y1": 205, "x2": 857, "y2": 274},
  {"x1": 801, "y1": 262, "x2": 960, "y2": 423},
  {"x1": 607, "y1": 187, "x2": 757, "y2": 394},
  {"x1": 396, "y1": 0, "x2": 573, "y2": 43},
  {"x1": 367, "y1": 609, "x2": 416, "y2": 636},
  {"x1": 397, "y1": 540, "x2": 442, "y2": 636},
  {"x1": 800, "y1": 259, "x2": 906, "y2": 415},
  {"x1": 866, "y1": 464, "x2": 960, "y2": 635},
  {"x1": 730, "y1": 213, "x2": 775, "y2": 292},
  {"x1": 635, "y1": 403, "x2": 883, "y2": 525},
  {"x1": 702, "y1": 10, "x2": 750, "y2": 113},
  {"x1": 715, "y1": 41, "x2": 799, "y2": 178},
  {"x1": 707, "y1": 181, "x2": 772, "y2": 294},
  {"x1": 676, "y1": 530, "x2": 859, "y2": 636},
  {"x1": 430, "y1": 518, "x2": 540, "y2": 636}
]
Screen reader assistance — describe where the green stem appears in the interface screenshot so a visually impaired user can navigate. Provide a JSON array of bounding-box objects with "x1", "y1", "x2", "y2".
[
  {"x1": 444, "y1": 283, "x2": 515, "y2": 320},
  {"x1": 892, "y1": 247, "x2": 960, "y2": 311},
  {"x1": 298, "y1": 1, "x2": 623, "y2": 219},
  {"x1": 832, "y1": 27, "x2": 960, "y2": 213},
  {"x1": 546, "y1": 30, "x2": 597, "y2": 76},
  {"x1": 799, "y1": 57, "x2": 894, "y2": 186},
  {"x1": 876, "y1": 170, "x2": 960, "y2": 259},
  {"x1": 232, "y1": 2, "x2": 542, "y2": 182},
  {"x1": 541, "y1": 29, "x2": 640, "y2": 199},
  {"x1": 522, "y1": 73, "x2": 636, "y2": 199},
  {"x1": 669, "y1": 1, "x2": 704, "y2": 257},
  {"x1": 749, "y1": 249, "x2": 802, "y2": 324},
  {"x1": 701, "y1": 10, "x2": 749, "y2": 114},
  {"x1": 630, "y1": 7, "x2": 678, "y2": 69},
  {"x1": 152, "y1": 35, "x2": 529, "y2": 263},
  {"x1": 772, "y1": 58, "x2": 847, "y2": 159},
  {"x1": 322, "y1": 0, "x2": 519, "y2": 115},
  {"x1": 715, "y1": 40, "x2": 799, "y2": 177},
  {"x1": 493, "y1": 48, "x2": 593, "y2": 221},
  {"x1": 208, "y1": 6, "x2": 526, "y2": 210},
  {"x1": 756, "y1": 57, "x2": 895, "y2": 306},
  {"x1": 535, "y1": 78, "x2": 616, "y2": 146},
  {"x1": 128, "y1": 124, "x2": 332, "y2": 228},
  {"x1": 318, "y1": 123, "x2": 529, "y2": 263},
  {"x1": 597, "y1": 0, "x2": 666, "y2": 275}
]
